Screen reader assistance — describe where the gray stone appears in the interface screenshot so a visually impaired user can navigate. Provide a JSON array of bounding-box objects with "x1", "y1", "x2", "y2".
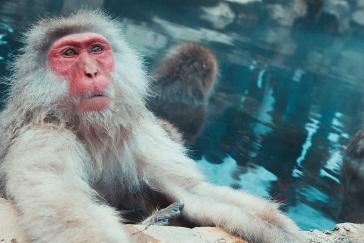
[
  {"x1": 1, "y1": 199, "x2": 364, "y2": 243},
  {"x1": 352, "y1": 9, "x2": 364, "y2": 26}
]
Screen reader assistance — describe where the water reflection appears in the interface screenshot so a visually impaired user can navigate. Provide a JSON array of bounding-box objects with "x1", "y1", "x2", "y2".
[
  {"x1": 198, "y1": 156, "x2": 278, "y2": 198},
  {"x1": 1, "y1": 0, "x2": 364, "y2": 230}
]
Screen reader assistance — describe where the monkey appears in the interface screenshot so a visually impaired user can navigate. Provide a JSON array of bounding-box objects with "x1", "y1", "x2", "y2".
[
  {"x1": 0, "y1": 10, "x2": 304, "y2": 243},
  {"x1": 340, "y1": 130, "x2": 364, "y2": 223},
  {"x1": 149, "y1": 42, "x2": 218, "y2": 144}
]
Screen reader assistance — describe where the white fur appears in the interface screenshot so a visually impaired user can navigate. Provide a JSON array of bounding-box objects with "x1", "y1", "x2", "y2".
[{"x1": 0, "y1": 11, "x2": 304, "y2": 243}]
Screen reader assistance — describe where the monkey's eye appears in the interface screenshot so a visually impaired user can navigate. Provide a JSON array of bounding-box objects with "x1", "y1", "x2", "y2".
[
  {"x1": 90, "y1": 44, "x2": 104, "y2": 53},
  {"x1": 63, "y1": 48, "x2": 78, "y2": 57}
]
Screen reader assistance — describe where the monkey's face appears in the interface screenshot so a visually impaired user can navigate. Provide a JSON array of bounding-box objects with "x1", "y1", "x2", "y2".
[{"x1": 48, "y1": 32, "x2": 115, "y2": 113}]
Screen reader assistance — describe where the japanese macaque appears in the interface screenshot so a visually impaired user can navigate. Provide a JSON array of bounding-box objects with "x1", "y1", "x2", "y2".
[
  {"x1": 340, "y1": 130, "x2": 364, "y2": 223},
  {"x1": 0, "y1": 11, "x2": 303, "y2": 243},
  {"x1": 149, "y1": 42, "x2": 218, "y2": 144}
]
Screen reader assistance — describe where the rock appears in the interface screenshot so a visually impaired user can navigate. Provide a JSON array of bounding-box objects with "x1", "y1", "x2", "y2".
[
  {"x1": 192, "y1": 227, "x2": 245, "y2": 242},
  {"x1": 201, "y1": 2, "x2": 235, "y2": 29},
  {"x1": 352, "y1": 9, "x2": 364, "y2": 26},
  {"x1": 127, "y1": 225, "x2": 246, "y2": 243},
  {"x1": 305, "y1": 223, "x2": 364, "y2": 243},
  {"x1": 1, "y1": 198, "x2": 364, "y2": 243},
  {"x1": 266, "y1": 0, "x2": 307, "y2": 27},
  {"x1": 323, "y1": 0, "x2": 351, "y2": 32}
]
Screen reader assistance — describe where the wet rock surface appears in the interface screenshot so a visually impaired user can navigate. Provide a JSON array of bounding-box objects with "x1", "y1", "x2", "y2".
[
  {"x1": 127, "y1": 225, "x2": 246, "y2": 243},
  {"x1": 1, "y1": 199, "x2": 363, "y2": 243},
  {"x1": 306, "y1": 223, "x2": 364, "y2": 243}
]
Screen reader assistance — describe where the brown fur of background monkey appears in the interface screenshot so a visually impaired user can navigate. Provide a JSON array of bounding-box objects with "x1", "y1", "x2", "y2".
[
  {"x1": 340, "y1": 130, "x2": 364, "y2": 223},
  {"x1": 149, "y1": 42, "x2": 218, "y2": 144}
]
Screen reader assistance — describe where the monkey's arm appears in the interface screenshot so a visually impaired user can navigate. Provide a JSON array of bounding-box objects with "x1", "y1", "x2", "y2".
[
  {"x1": 133, "y1": 115, "x2": 304, "y2": 243},
  {"x1": 1, "y1": 127, "x2": 130, "y2": 243}
]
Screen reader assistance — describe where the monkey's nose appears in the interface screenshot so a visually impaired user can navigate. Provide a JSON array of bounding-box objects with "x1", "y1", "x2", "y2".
[
  {"x1": 84, "y1": 69, "x2": 98, "y2": 78},
  {"x1": 84, "y1": 62, "x2": 98, "y2": 78},
  {"x1": 82, "y1": 54, "x2": 99, "y2": 78}
]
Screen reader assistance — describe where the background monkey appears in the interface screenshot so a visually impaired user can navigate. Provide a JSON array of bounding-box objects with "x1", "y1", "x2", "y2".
[
  {"x1": 149, "y1": 42, "x2": 218, "y2": 144},
  {"x1": 340, "y1": 129, "x2": 364, "y2": 223},
  {"x1": 0, "y1": 11, "x2": 303, "y2": 243}
]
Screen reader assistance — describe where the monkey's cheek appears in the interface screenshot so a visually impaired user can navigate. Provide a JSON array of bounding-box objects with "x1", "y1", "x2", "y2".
[{"x1": 78, "y1": 97, "x2": 111, "y2": 112}]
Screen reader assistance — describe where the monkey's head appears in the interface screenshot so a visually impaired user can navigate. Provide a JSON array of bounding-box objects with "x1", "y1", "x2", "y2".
[{"x1": 7, "y1": 10, "x2": 149, "y2": 130}]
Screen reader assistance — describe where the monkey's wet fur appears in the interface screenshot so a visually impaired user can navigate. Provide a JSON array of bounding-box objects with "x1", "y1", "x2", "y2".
[{"x1": 0, "y1": 11, "x2": 304, "y2": 243}]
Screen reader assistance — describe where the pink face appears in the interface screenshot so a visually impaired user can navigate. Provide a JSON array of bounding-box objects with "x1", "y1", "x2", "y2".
[{"x1": 48, "y1": 32, "x2": 115, "y2": 112}]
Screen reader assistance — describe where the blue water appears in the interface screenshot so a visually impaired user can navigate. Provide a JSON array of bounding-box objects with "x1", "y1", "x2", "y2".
[{"x1": 1, "y1": 0, "x2": 364, "y2": 230}]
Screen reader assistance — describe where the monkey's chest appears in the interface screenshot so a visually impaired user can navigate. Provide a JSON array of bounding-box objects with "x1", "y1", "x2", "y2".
[
  {"x1": 92, "y1": 160, "x2": 142, "y2": 199},
  {"x1": 92, "y1": 179, "x2": 146, "y2": 222},
  {"x1": 91, "y1": 148, "x2": 146, "y2": 199},
  {"x1": 90, "y1": 155, "x2": 169, "y2": 223},
  {"x1": 92, "y1": 168, "x2": 153, "y2": 223}
]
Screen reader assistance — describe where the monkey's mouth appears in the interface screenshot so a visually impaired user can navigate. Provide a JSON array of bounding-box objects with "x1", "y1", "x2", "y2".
[
  {"x1": 78, "y1": 92, "x2": 111, "y2": 112},
  {"x1": 80, "y1": 92, "x2": 109, "y2": 100}
]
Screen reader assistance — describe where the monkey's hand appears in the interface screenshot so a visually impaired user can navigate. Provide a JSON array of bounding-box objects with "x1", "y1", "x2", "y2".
[
  {"x1": 156, "y1": 180, "x2": 305, "y2": 243},
  {"x1": 195, "y1": 183, "x2": 303, "y2": 240},
  {"x1": 141, "y1": 200, "x2": 184, "y2": 226},
  {"x1": 2, "y1": 128, "x2": 131, "y2": 243}
]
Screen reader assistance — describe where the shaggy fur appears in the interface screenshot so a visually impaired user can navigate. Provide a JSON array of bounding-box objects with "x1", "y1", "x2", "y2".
[
  {"x1": 0, "y1": 10, "x2": 303, "y2": 243},
  {"x1": 340, "y1": 130, "x2": 364, "y2": 222},
  {"x1": 149, "y1": 43, "x2": 217, "y2": 143}
]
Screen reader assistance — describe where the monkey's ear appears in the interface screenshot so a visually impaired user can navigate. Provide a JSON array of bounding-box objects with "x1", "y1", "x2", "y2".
[{"x1": 151, "y1": 42, "x2": 218, "y2": 103}]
